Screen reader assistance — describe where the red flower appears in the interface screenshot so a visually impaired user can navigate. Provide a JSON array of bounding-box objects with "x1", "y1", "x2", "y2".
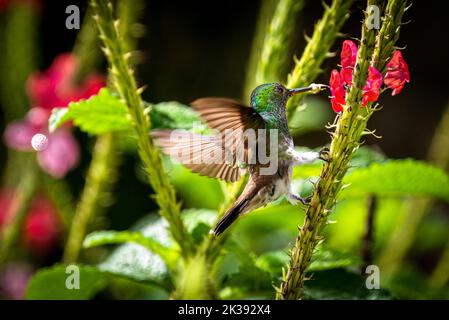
[
  {"x1": 362, "y1": 66, "x2": 383, "y2": 106},
  {"x1": 329, "y1": 70, "x2": 346, "y2": 113},
  {"x1": 23, "y1": 194, "x2": 61, "y2": 255},
  {"x1": 384, "y1": 50, "x2": 410, "y2": 96},
  {"x1": 340, "y1": 40, "x2": 358, "y2": 85},
  {"x1": 0, "y1": 189, "x2": 61, "y2": 256},
  {"x1": 27, "y1": 53, "x2": 105, "y2": 110}
]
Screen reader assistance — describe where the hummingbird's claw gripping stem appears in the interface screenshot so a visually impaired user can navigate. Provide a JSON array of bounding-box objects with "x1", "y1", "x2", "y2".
[
  {"x1": 288, "y1": 193, "x2": 312, "y2": 206},
  {"x1": 299, "y1": 195, "x2": 313, "y2": 205},
  {"x1": 318, "y1": 147, "x2": 332, "y2": 163}
]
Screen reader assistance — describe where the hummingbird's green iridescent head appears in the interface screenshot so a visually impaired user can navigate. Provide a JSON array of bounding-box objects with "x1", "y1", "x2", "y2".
[
  {"x1": 250, "y1": 82, "x2": 321, "y2": 115},
  {"x1": 250, "y1": 83, "x2": 290, "y2": 114},
  {"x1": 250, "y1": 82, "x2": 328, "y2": 116}
]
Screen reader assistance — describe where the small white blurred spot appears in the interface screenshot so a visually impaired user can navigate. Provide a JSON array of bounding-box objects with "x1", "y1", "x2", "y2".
[{"x1": 31, "y1": 133, "x2": 48, "y2": 151}]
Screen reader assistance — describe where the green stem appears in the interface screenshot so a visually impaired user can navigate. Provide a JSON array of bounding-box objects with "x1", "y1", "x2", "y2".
[
  {"x1": 429, "y1": 240, "x2": 449, "y2": 288},
  {"x1": 0, "y1": 156, "x2": 37, "y2": 269},
  {"x1": 1, "y1": 3, "x2": 39, "y2": 187},
  {"x1": 72, "y1": 4, "x2": 102, "y2": 82},
  {"x1": 244, "y1": 0, "x2": 306, "y2": 98},
  {"x1": 63, "y1": 133, "x2": 119, "y2": 262},
  {"x1": 278, "y1": 0, "x2": 407, "y2": 300},
  {"x1": 286, "y1": 0, "x2": 354, "y2": 121},
  {"x1": 91, "y1": 0, "x2": 194, "y2": 256},
  {"x1": 42, "y1": 175, "x2": 76, "y2": 234}
]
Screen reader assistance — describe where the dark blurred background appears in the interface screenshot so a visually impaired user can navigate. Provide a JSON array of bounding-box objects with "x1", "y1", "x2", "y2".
[{"x1": 1, "y1": 0, "x2": 449, "y2": 229}]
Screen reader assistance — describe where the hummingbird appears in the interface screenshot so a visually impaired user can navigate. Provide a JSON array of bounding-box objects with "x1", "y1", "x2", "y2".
[{"x1": 152, "y1": 82, "x2": 330, "y2": 236}]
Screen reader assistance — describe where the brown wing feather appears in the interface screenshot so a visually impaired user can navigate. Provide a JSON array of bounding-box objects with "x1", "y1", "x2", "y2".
[
  {"x1": 191, "y1": 98, "x2": 265, "y2": 133},
  {"x1": 152, "y1": 130, "x2": 241, "y2": 182},
  {"x1": 191, "y1": 97, "x2": 266, "y2": 167}
]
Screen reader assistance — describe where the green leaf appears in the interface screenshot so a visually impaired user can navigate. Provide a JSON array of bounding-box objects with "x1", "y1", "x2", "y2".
[
  {"x1": 182, "y1": 209, "x2": 217, "y2": 243},
  {"x1": 167, "y1": 163, "x2": 224, "y2": 210},
  {"x1": 49, "y1": 88, "x2": 208, "y2": 136},
  {"x1": 83, "y1": 230, "x2": 179, "y2": 270},
  {"x1": 216, "y1": 239, "x2": 272, "y2": 296},
  {"x1": 96, "y1": 216, "x2": 173, "y2": 286},
  {"x1": 342, "y1": 159, "x2": 449, "y2": 202},
  {"x1": 49, "y1": 88, "x2": 130, "y2": 134},
  {"x1": 304, "y1": 268, "x2": 392, "y2": 300},
  {"x1": 255, "y1": 247, "x2": 360, "y2": 283},
  {"x1": 26, "y1": 264, "x2": 107, "y2": 300},
  {"x1": 148, "y1": 101, "x2": 205, "y2": 132},
  {"x1": 309, "y1": 247, "x2": 361, "y2": 272}
]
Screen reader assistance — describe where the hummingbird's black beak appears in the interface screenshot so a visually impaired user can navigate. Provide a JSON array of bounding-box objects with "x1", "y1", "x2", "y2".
[{"x1": 288, "y1": 83, "x2": 329, "y2": 96}]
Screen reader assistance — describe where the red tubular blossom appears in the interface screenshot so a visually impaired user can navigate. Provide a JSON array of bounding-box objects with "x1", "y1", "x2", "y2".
[
  {"x1": 340, "y1": 40, "x2": 358, "y2": 85},
  {"x1": 384, "y1": 50, "x2": 410, "y2": 96},
  {"x1": 362, "y1": 66, "x2": 383, "y2": 106},
  {"x1": 329, "y1": 70, "x2": 346, "y2": 113}
]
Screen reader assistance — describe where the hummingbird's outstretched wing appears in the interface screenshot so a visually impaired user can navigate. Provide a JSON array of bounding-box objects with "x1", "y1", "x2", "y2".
[
  {"x1": 151, "y1": 130, "x2": 242, "y2": 182},
  {"x1": 152, "y1": 98, "x2": 267, "y2": 182},
  {"x1": 191, "y1": 97, "x2": 267, "y2": 165},
  {"x1": 191, "y1": 98, "x2": 265, "y2": 133}
]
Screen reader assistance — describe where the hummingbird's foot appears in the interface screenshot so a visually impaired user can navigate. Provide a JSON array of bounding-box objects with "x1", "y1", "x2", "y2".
[
  {"x1": 288, "y1": 193, "x2": 312, "y2": 206},
  {"x1": 318, "y1": 147, "x2": 332, "y2": 163}
]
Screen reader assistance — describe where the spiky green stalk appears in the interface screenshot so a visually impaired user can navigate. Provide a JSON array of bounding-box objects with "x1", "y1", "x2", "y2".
[
  {"x1": 278, "y1": 0, "x2": 408, "y2": 300},
  {"x1": 286, "y1": 0, "x2": 354, "y2": 120},
  {"x1": 63, "y1": 0, "x2": 143, "y2": 263},
  {"x1": 91, "y1": 0, "x2": 194, "y2": 256},
  {"x1": 245, "y1": 0, "x2": 306, "y2": 97}
]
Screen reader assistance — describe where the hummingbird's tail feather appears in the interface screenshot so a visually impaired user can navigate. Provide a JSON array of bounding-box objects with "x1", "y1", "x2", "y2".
[
  {"x1": 212, "y1": 183, "x2": 262, "y2": 236},
  {"x1": 212, "y1": 198, "x2": 250, "y2": 236}
]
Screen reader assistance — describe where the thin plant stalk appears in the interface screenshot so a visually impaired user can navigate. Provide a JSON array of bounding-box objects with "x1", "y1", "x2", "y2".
[
  {"x1": 244, "y1": 0, "x2": 306, "y2": 98},
  {"x1": 91, "y1": 0, "x2": 194, "y2": 256},
  {"x1": 63, "y1": 133, "x2": 119, "y2": 262},
  {"x1": 0, "y1": 157, "x2": 37, "y2": 268},
  {"x1": 1, "y1": 3, "x2": 39, "y2": 186},
  {"x1": 278, "y1": 0, "x2": 408, "y2": 300}
]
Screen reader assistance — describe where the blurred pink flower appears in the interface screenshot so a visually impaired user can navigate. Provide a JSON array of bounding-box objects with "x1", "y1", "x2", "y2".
[
  {"x1": 0, "y1": 190, "x2": 61, "y2": 256},
  {"x1": 0, "y1": 263, "x2": 34, "y2": 300},
  {"x1": 37, "y1": 129, "x2": 80, "y2": 179},
  {"x1": 3, "y1": 53, "x2": 105, "y2": 178},
  {"x1": 27, "y1": 53, "x2": 104, "y2": 110}
]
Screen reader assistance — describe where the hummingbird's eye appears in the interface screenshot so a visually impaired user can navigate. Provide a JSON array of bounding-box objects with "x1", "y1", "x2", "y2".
[{"x1": 275, "y1": 86, "x2": 284, "y2": 94}]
